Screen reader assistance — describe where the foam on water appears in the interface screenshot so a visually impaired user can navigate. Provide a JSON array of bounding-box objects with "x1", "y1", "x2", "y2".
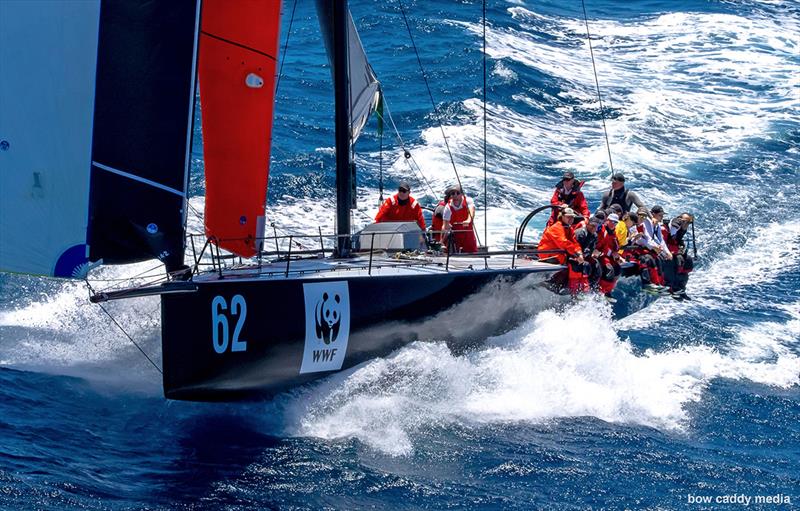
[
  {"x1": 0, "y1": 276, "x2": 162, "y2": 383},
  {"x1": 285, "y1": 295, "x2": 798, "y2": 455},
  {"x1": 0, "y1": 255, "x2": 172, "y2": 383},
  {"x1": 455, "y1": 7, "x2": 800, "y2": 177}
]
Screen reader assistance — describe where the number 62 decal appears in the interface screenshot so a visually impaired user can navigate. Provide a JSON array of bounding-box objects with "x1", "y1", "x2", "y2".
[{"x1": 211, "y1": 295, "x2": 247, "y2": 353}]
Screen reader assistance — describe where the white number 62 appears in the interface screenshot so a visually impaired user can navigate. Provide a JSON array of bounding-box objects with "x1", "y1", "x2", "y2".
[{"x1": 211, "y1": 294, "x2": 247, "y2": 354}]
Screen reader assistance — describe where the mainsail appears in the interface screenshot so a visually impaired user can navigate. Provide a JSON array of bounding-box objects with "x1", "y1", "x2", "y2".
[
  {"x1": 199, "y1": 0, "x2": 282, "y2": 258},
  {"x1": 0, "y1": 0, "x2": 201, "y2": 278},
  {"x1": 315, "y1": 1, "x2": 382, "y2": 143}
]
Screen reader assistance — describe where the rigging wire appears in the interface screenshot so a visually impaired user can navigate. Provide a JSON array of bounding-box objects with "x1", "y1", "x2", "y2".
[
  {"x1": 186, "y1": 197, "x2": 204, "y2": 224},
  {"x1": 396, "y1": 0, "x2": 463, "y2": 188},
  {"x1": 580, "y1": 0, "x2": 615, "y2": 176},
  {"x1": 376, "y1": 98, "x2": 438, "y2": 200},
  {"x1": 482, "y1": 0, "x2": 488, "y2": 246},
  {"x1": 266, "y1": 0, "x2": 300, "y2": 164},
  {"x1": 378, "y1": 98, "x2": 384, "y2": 204},
  {"x1": 396, "y1": 0, "x2": 482, "y2": 246},
  {"x1": 85, "y1": 281, "x2": 163, "y2": 375},
  {"x1": 274, "y1": 0, "x2": 299, "y2": 97}
]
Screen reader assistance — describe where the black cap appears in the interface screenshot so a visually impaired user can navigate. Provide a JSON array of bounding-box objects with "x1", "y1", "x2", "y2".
[
  {"x1": 609, "y1": 204, "x2": 623, "y2": 214},
  {"x1": 562, "y1": 171, "x2": 575, "y2": 180},
  {"x1": 611, "y1": 172, "x2": 625, "y2": 182},
  {"x1": 588, "y1": 215, "x2": 602, "y2": 225},
  {"x1": 398, "y1": 181, "x2": 411, "y2": 192},
  {"x1": 594, "y1": 210, "x2": 607, "y2": 220},
  {"x1": 651, "y1": 205, "x2": 664, "y2": 214}
]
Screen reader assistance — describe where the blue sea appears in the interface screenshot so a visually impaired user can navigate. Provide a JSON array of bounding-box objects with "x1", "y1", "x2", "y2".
[{"x1": 2, "y1": 0, "x2": 799, "y2": 508}]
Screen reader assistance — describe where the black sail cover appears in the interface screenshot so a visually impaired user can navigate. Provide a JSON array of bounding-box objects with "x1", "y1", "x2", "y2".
[
  {"x1": 315, "y1": 0, "x2": 381, "y2": 143},
  {"x1": 88, "y1": 0, "x2": 200, "y2": 271}
]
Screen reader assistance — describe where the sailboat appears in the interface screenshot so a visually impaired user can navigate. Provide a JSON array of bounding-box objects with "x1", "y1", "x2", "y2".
[{"x1": 1, "y1": 0, "x2": 566, "y2": 401}]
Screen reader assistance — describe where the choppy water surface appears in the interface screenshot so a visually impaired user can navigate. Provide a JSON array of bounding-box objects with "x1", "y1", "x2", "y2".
[{"x1": 1, "y1": 0, "x2": 798, "y2": 508}]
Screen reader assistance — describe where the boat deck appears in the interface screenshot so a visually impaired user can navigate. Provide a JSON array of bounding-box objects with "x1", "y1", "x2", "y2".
[{"x1": 194, "y1": 251, "x2": 563, "y2": 283}]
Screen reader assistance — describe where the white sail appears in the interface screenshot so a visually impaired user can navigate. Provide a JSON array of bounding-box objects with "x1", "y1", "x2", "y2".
[{"x1": 0, "y1": 1, "x2": 101, "y2": 277}]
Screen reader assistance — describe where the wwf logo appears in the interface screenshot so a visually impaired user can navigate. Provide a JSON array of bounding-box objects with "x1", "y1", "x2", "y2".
[{"x1": 314, "y1": 292, "x2": 342, "y2": 344}]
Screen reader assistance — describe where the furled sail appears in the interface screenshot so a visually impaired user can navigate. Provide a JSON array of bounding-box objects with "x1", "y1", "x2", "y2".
[
  {"x1": 0, "y1": 1, "x2": 102, "y2": 278},
  {"x1": 88, "y1": 0, "x2": 201, "y2": 273},
  {"x1": 199, "y1": 0, "x2": 282, "y2": 258},
  {"x1": 315, "y1": 0, "x2": 382, "y2": 144},
  {"x1": 0, "y1": 0, "x2": 201, "y2": 278}
]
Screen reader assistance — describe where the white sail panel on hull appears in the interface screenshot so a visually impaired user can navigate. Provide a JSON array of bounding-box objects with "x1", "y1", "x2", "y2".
[{"x1": 0, "y1": 1, "x2": 101, "y2": 277}]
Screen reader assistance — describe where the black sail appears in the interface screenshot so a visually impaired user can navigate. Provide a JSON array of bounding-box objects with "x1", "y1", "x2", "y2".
[{"x1": 88, "y1": 0, "x2": 200, "y2": 271}]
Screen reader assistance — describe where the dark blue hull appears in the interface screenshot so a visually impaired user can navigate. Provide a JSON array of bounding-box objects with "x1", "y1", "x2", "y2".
[{"x1": 161, "y1": 266, "x2": 560, "y2": 401}]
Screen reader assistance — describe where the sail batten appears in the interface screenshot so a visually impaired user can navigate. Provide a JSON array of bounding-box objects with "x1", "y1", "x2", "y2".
[
  {"x1": 92, "y1": 162, "x2": 187, "y2": 198},
  {"x1": 199, "y1": 0, "x2": 282, "y2": 258}
]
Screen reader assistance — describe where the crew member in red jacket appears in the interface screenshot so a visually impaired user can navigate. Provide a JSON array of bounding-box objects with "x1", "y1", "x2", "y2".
[
  {"x1": 538, "y1": 207, "x2": 586, "y2": 293},
  {"x1": 548, "y1": 171, "x2": 590, "y2": 226},
  {"x1": 596, "y1": 213, "x2": 625, "y2": 300},
  {"x1": 375, "y1": 181, "x2": 426, "y2": 230}
]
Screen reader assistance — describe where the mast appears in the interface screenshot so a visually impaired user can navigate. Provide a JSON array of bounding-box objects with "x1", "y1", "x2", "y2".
[{"x1": 333, "y1": 0, "x2": 352, "y2": 257}]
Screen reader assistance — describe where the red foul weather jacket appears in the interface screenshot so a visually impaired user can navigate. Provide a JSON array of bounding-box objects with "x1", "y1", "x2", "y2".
[
  {"x1": 538, "y1": 221, "x2": 581, "y2": 264},
  {"x1": 375, "y1": 193, "x2": 426, "y2": 230}
]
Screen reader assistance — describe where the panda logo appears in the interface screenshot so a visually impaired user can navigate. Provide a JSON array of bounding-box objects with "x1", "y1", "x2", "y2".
[{"x1": 314, "y1": 292, "x2": 341, "y2": 344}]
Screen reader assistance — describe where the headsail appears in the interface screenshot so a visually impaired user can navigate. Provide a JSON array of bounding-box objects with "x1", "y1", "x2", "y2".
[
  {"x1": 315, "y1": 1, "x2": 382, "y2": 143},
  {"x1": 0, "y1": 1, "x2": 101, "y2": 278},
  {"x1": 88, "y1": 0, "x2": 201, "y2": 272},
  {"x1": 199, "y1": 0, "x2": 282, "y2": 258},
  {"x1": 0, "y1": 0, "x2": 201, "y2": 278}
]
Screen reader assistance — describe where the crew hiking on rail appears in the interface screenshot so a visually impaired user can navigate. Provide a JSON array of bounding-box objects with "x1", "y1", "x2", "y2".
[{"x1": 538, "y1": 172, "x2": 694, "y2": 301}]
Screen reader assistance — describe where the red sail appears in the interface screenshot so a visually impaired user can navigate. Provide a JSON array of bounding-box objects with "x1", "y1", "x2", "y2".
[{"x1": 199, "y1": 0, "x2": 281, "y2": 257}]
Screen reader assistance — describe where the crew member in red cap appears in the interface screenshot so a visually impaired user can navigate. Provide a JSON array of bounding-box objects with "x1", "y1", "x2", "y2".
[
  {"x1": 442, "y1": 186, "x2": 478, "y2": 253},
  {"x1": 599, "y1": 173, "x2": 645, "y2": 214},
  {"x1": 548, "y1": 171, "x2": 590, "y2": 226},
  {"x1": 375, "y1": 181, "x2": 426, "y2": 230}
]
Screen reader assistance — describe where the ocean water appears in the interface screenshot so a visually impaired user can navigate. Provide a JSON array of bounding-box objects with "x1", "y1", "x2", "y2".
[{"x1": 2, "y1": 0, "x2": 799, "y2": 508}]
